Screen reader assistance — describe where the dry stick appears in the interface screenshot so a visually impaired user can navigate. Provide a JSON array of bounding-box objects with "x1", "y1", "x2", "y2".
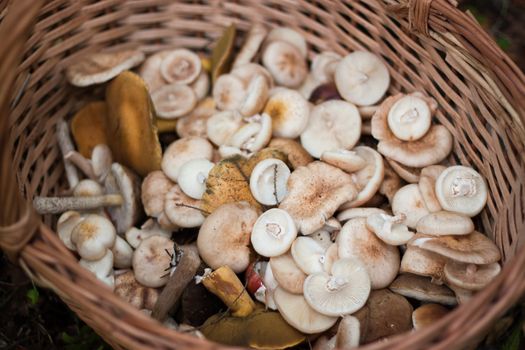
[
  {"x1": 33, "y1": 194, "x2": 123, "y2": 214},
  {"x1": 273, "y1": 163, "x2": 278, "y2": 204},
  {"x1": 175, "y1": 203, "x2": 210, "y2": 215},
  {"x1": 56, "y1": 119, "x2": 80, "y2": 189},
  {"x1": 151, "y1": 244, "x2": 201, "y2": 322},
  {"x1": 64, "y1": 150, "x2": 97, "y2": 181}
]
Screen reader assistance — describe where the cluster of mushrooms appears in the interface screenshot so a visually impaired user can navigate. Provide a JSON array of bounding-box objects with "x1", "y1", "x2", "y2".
[{"x1": 34, "y1": 24, "x2": 502, "y2": 349}]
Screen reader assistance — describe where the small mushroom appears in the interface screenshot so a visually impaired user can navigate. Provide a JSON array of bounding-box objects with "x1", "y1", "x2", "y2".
[
  {"x1": 176, "y1": 97, "x2": 216, "y2": 138},
  {"x1": 79, "y1": 249, "x2": 114, "y2": 289},
  {"x1": 435, "y1": 165, "x2": 488, "y2": 217},
  {"x1": 111, "y1": 236, "x2": 133, "y2": 269},
  {"x1": 163, "y1": 184, "x2": 205, "y2": 228},
  {"x1": 266, "y1": 27, "x2": 308, "y2": 57},
  {"x1": 389, "y1": 274, "x2": 457, "y2": 306},
  {"x1": 262, "y1": 41, "x2": 307, "y2": 88},
  {"x1": 232, "y1": 24, "x2": 268, "y2": 68},
  {"x1": 309, "y1": 228, "x2": 334, "y2": 250},
  {"x1": 323, "y1": 243, "x2": 340, "y2": 273},
  {"x1": 304, "y1": 257, "x2": 371, "y2": 316},
  {"x1": 66, "y1": 50, "x2": 145, "y2": 86},
  {"x1": 125, "y1": 219, "x2": 172, "y2": 249},
  {"x1": 444, "y1": 261, "x2": 501, "y2": 291},
  {"x1": 263, "y1": 88, "x2": 310, "y2": 138},
  {"x1": 400, "y1": 246, "x2": 447, "y2": 284},
  {"x1": 251, "y1": 208, "x2": 297, "y2": 257},
  {"x1": 206, "y1": 110, "x2": 244, "y2": 146},
  {"x1": 228, "y1": 113, "x2": 272, "y2": 153},
  {"x1": 151, "y1": 83, "x2": 197, "y2": 119},
  {"x1": 191, "y1": 70, "x2": 210, "y2": 101},
  {"x1": 336, "y1": 207, "x2": 388, "y2": 223},
  {"x1": 269, "y1": 137, "x2": 313, "y2": 168},
  {"x1": 213, "y1": 73, "x2": 246, "y2": 111},
  {"x1": 71, "y1": 214, "x2": 116, "y2": 260},
  {"x1": 57, "y1": 211, "x2": 84, "y2": 250},
  {"x1": 386, "y1": 159, "x2": 421, "y2": 184},
  {"x1": 448, "y1": 284, "x2": 474, "y2": 304},
  {"x1": 132, "y1": 235, "x2": 174, "y2": 288},
  {"x1": 416, "y1": 211, "x2": 474, "y2": 236},
  {"x1": 197, "y1": 202, "x2": 258, "y2": 273},
  {"x1": 291, "y1": 236, "x2": 327, "y2": 274},
  {"x1": 412, "y1": 304, "x2": 449, "y2": 330},
  {"x1": 269, "y1": 252, "x2": 307, "y2": 294},
  {"x1": 391, "y1": 184, "x2": 430, "y2": 229},
  {"x1": 387, "y1": 94, "x2": 432, "y2": 141},
  {"x1": 366, "y1": 212, "x2": 414, "y2": 245},
  {"x1": 56, "y1": 119, "x2": 80, "y2": 188},
  {"x1": 139, "y1": 51, "x2": 169, "y2": 92},
  {"x1": 335, "y1": 315, "x2": 361, "y2": 349},
  {"x1": 273, "y1": 287, "x2": 338, "y2": 334},
  {"x1": 73, "y1": 179, "x2": 103, "y2": 197},
  {"x1": 311, "y1": 51, "x2": 341, "y2": 84},
  {"x1": 160, "y1": 49, "x2": 201, "y2": 85},
  {"x1": 231, "y1": 63, "x2": 274, "y2": 88},
  {"x1": 141, "y1": 171, "x2": 175, "y2": 218},
  {"x1": 321, "y1": 149, "x2": 367, "y2": 173},
  {"x1": 114, "y1": 270, "x2": 159, "y2": 310},
  {"x1": 338, "y1": 217, "x2": 400, "y2": 289},
  {"x1": 279, "y1": 161, "x2": 358, "y2": 234},
  {"x1": 334, "y1": 51, "x2": 390, "y2": 106},
  {"x1": 238, "y1": 75, "x2": 269, "y2": 117},
  {"x1": 177, "y1": 159, "x2": 215, "y2": 200},
  {"x1": 409, "y1": 232, "x2": 501, "y2": 265},
  {"x1": 418, "y1": 164, "x2": 446, "y2": 212},
  {"x1": 249, "y1": 158, "x2": 290, "y2": 205},
  {"x1": 161, "y1": 136, "x2": 213, "y2": 182}
]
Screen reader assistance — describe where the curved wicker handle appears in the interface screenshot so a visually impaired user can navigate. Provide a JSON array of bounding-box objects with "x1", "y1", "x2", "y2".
[{"x1": 0, "y1": 0, "x2": 43, "y2": 261}]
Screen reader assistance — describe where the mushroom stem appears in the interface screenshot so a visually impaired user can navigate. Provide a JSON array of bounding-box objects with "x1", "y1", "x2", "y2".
[
  {"x1": 56, "y1": 119, "x2": 80, "y2": 188},
  {"x1": 466, "y1": 264, "x2": 478, "y2": 275},
  {"x1": 65, "y1": 150, "x2": 97, "y2": 181},
  {"x1": 151, "y1": 244, "x2": 201, "y2": 322},
  {"x1": 451, "y1": 176, "x2": 477, "y2": 197},
  {"x1": 33, "y1": 194, "x2": 123, "y2": 214}
]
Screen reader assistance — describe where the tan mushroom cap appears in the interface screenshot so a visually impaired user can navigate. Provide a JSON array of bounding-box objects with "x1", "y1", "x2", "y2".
[
  {"x1": 266, "y1": 27, "x2": 308, "y2": 58},
  {"x1": 392, "y1": 184, "x2": 430, "y2": 229},
  {"x1": 337, "y1": 207, "x2": 388, "y2": 223},
  {"x1": 132, "y1": 235, "x2": 173, "y2": 288},
  {"x1": 139, "y1": 51, "x2": 169, "y2": 92},
  {"x1": 66, "y1": 50, "x2": 145, "y2": 87},
  {"x1": 338, "y1": 218, "x2": 400, "y2": 289},
  {"x1": 408, "y1": 232, "x2": 501, "y2": 265},
  {"x1": 435, "y1": 165, "x2": 488, "y2": 217},
  {"x1": 366, "y1": 213, "x2": 414, "y2": 246},
  {"x1": 270, "y1": 252, "x2": 307, "y2": 294},
  {"x1": 125, "y1": 218, "x2": 172, "y2": 249},
  {"x1": 213, "y1": 73, "x2": 246, "y2": 111},
  {"x1": 112, "y1": 235, "x2": 133, "y2": 269},
  {"x1": 232, "y1": 23, "x2": 268, "y2": 68},
  {"x1": 291, "y1": 236, "x2": 327, "y2": 275},
  {"x1": 263, "y1": 88, "x2": 310, "y2": 138},
  {"x1": 273, "y1": 287, "x2": 338, "y2": 334},
  {"x1": 444, "y1": 261, "x2": 501, "y2": 291},
  {"x1": 251, "y1": 208, "x2": 297, "y2": 257},
  {"x1": 389, "y1": 274, "x2": 457, "y2": 306},
  {"x1": 71, "y1": 214, "x2": 117, "y2": 261},
  {"x1": 412, "y1": 304, "x2": 449, "y2": 330},
  {"x1": 114, "y1": 270, "x2": 159, "y2": 310},
  {"x1": 197, "y1": 202, "x2": 259, "y2": 273},
  {"x1": 206, "y1": 110, "x2": 243, "y2": 146},
  {"x1": 416, "y1": 211, "x2": 474, "y2": 236},
  {"x1": 386, "y1": 159, "x2": 421, "y2": 184},
  {"x1": 141, "y1": 171, "x2": 175, "y2": 218},
  {"x1": 73, "y1": 179, "x2": 103, "y2": 197},
  {"x1": 311, "y1": 51, "x2": 341, "y2": 84},
  {"x1": 57, "y1": 211, "x2": 84, "y2": 251},
  {"x1": 321, "y1": 149, "x2": 367, "y2": 173},
  {"x1": 418, "y1": 166, "x2": 445, "y2": 212},
  {"x1": 151, "y1": 83, "x2": 197, "y2": 119},
  {"x1": 269, "y1": 138, "x2": 313, "y2": 169},
  {"x1": 279, "y1": 161, "x2": 358, "y2": 235},
  {"x1": 191, "y1": 69, "x2": 210, "y2": 101},
  {"x1": 400, "y1": 246, "x2": 447, "y2": 284},
  {"x1": 380, "y1": 159, "x2": 403, "y2": 202},
  {"x1": 335, "y1": 315, "x2": 361, "y2": 349},
  {"x1": 164, "y1": 184, "x2": 205, "y2": 228},
  {"x1": 160, "y1": 48, "x2": 201, "y2": 85},
  {"x1": 161, "y1": 136, "x2": 213, "y2": 182},
  {"x1": 231, "y1": 63, "x2": 274, "y2": 88},
  {"x1": 262, "y1": 41, "x2": 307, "y2": 88},
  {"x1": 176, "y1": 98, "x2": 217, "y2": 138}
]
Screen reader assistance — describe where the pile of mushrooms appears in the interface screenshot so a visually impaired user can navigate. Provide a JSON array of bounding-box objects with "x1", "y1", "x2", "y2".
[{"x1": 39, "y1": 23, "x2": 503, "y2": 348}]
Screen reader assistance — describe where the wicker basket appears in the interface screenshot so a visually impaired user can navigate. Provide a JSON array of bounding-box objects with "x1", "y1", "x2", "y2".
[{"x1": 1, "y1": 0, "x2": 524, "y2": 349}]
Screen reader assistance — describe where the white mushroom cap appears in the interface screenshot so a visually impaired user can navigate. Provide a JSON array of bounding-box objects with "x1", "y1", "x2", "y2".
[
  {"x1": 132, "y1": 235, "x2": 173, "y2": 288},
  {"x1": 231, "y1": 63, "x2": 274, "y2": 88},
  {"x1": 269, "y1": 252, "x2": 307, "y2": 294},
  {"x1": 311, "y1": 51, "x2": 341, "y2": 83},
  {"x1": 335, "y1": 315, "x2": 361, "y2": 349},
  {"x1": 416, "y1": 211, "x2": 474, "y2": 236},
  {"x1": 232, "y1": 24, "x2": 268, "y2": 68},
  {"x1": 321, "y1": 149, "x2": 367, "y2": 173},
  {"x1": 71, "y1": 214, "x2": 116, "y2": 261},
  {"x1": 160, "y1": 49, "x2": 201, "y2": 85},
  {"x1": 273, "y1": 287, "x2": 338, "y2": 334},
  {"x1": 73, "y1": 179, "x2": 103, "y2": 197},
  {"x1": 177, "y1": 158, "x2": 214, "y2": 200},
  {"x1": 79, "y1": 249, "x2": 114, "y2": 289},
  {"x1": 334, "y1": 51, "x2": 390, "y2": 106},
  {"x1": 366, "y1": 213, "x2": 414, "y2": 246},
  {"x1": 66, "y1": 50, "x2": 145, "y2": 87},
  {"x1": 435, "y1": 166, "x2": 488, "y2": 217},
  {"x1": 261, "y1": 262, "x2": 279, "y2": 310},
  {"x1": 387, "y1": 95, "x2": 432, "y2": 141},
  {"x1": 336, "y1": 207, "x2": 388, "y2": 223},
  {"x1": 206, "y1": 110, "x2": 243, "y2": 146},
  {"x1": 266, "y1": 27, "x2": 308, "y2": 57},
  {"x1": 300, "y1": 100, "x2": 361, "y2": 158},
  {"x1": 323, "y1": 243, "x2": 339, "y2": 273},
  {"x1": 161, "y1": 137, "x2": 213, "y2": 181},
  {"x1": 229, "y1": 113, "x2": 272, "y2": 153},
  {"x1": 262, "y1": 41, "x2": 307, "y2": 88},
  {"x1": 444, "y1": 261, "x2": 501, "y2": 291},
  {"x1": 391, "y1": 184, "x2": 430, "y2": 229},
  {"x1": 249, "y1": 158, "x2": 290, "y2": 205},
  {"x1": 164, "y1": 184, "x2": 205, "y2": 228},
  {"x1": 125, "y1": 219, "x2": 172, "y2": 248},
  {"x1": 400, "y1": 246, "x2": 447, "y2": 284},
  {"x1": 57, "y1": 211, "x2": 84, "y2": 250},
  {"x1": 263, "y1": 88, "x2": 309, "y2": 138},
  {"x1": 291, "y1": 236, "x2": 327, "y2": 275},
  {"x1": 141, "y1": 171, "x2": 175, "y2": 218},
  {"x1": 251, "y1": 208, "x2": 297, "y2": 257},
  {"x1": 191, "y1": 70, "x2": 210, "y2": 101},
  {"x1": 111, "y1": 235, "x2": 133, "y2": 269},
  {"x1": 139, "y1": 51, "x2": 169, "y2": 92},
  {"x1": 412, "y1": 304, "x2": 449, "y2": 330},
  {"x1": 337, "y1": 218, "x2": 399, "y2": 289},
  {"x1": 197, "y1": 202, "x2": 259, "y2": 273},
  {"x1": 389, "y1": 274, "x2": 457, "y2": 306},
  {"x1": 91, "y1": 144, "x2": 113, "y2": 182},
  {"x1": 304, "y1": 257, "x2": 371, "y2": 316},
  {"x1": 308, "y1": 229, "x2": 333, "y2": 250},
  {"x1": 213, "y1": 74, "x2": 246, "y2": 111},
  {"x1": 152, "y1": 83, "x2": 197, "y2": 119},
  {"x1": 418, "y1": 165, "x2": 446, "y2": 212},
  {"x1": 239, "y1": 75, "x2": 269, "y2": 117}
]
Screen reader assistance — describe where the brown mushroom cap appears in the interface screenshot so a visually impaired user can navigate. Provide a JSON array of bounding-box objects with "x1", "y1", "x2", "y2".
[
  {"x1": 279, "y1": 161, "x2": 358, "y2": 235},
  {"x1": 416, "y1": 211, "x2": 474, "y2": 236},
  {"x1": 70, "y1": 102, "x2": 109, "y2": 158},
  {"x1": 114, "y1": 270, "x2": 160, "y2": 310},
  {"x1": 269, "y1": 137, "x2": 313, "y2": 169},
  {"x1": 141, "y1": 171, "x2": 175, "y2": 218},
  {"x1": 409, "y1": 232, "x2": 501, "y2": 265},
  {"x1": 418, "y1": 165, "x2": 446, "y2": 212},
  {"x1": 412, "y1": 303, "x2": 449, "y2": 330},
  {"x1": 197, "y1": 202, "x2": 259, "y2": 273},
  {"x1": 447, "y1": 284, "x2": 474, "y2": 304},
  {"x1": 389, "y1": 274, "x2": 457, "y2": 305},
  {"x1": 269, "y1": 252, "x2": 307, "y2": 294},
  {"x1": 400, "y1": 246, "x2": 447, "y2": 284},
  {"x1": 444, "y1": 261, "x2": 501, "y2": 291}
]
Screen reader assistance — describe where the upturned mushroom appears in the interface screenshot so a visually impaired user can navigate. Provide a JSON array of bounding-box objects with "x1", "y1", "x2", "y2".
[
  {"x1": 336, "y1": 207, "x2": 388, "y2": 223},
  {"x1": 321, "y1": 149, "x2": 367, "y2": 173},
  {"x1": 416, "y1": 211, "x2": 474, "y2": 236},
  {"x1": 391, "y1": 184, "x2": 430, "y2": 229},
  {"x1": 206, "y1": 110, "x2": 244, "y2": 146},
  {"x1": 114, "y1": 270, "x2": 159, "y2": 310},
  {"x1": 132, "y1": 235, "x2": 174, "y2": 288},
  {"x1": 366, "y1": 212, "x2": 414, "y2": 245},
  {"x1": 151, "y1": 83, "x2": 197, "y2": 119},
  {"x1": 291, "y1": 236, "x2": 328, "y2": 275},
  {"x1": 412, "y1": 304, "x2": 449, "y2": 330},
  {"x1": 161, "y1": 136, "x2": 213, "y2": 182},
  {"x1": 177, "y1": 159, "x2": 215, "y2": 200},
  {"x1": 228, "y1": 113, "x2": 272, "y2": 153},
  {"x1": 238, "y1": 75, "x2": 269, "y2": 117},
  {"x1": 249, "y1": 158, "x2": 290, "y2": 205},
  {"x1": 262, "y1": 41, "x2": 307, "y2": 88},
  {"x1": 251, "y1": 208, "x2": 297, "y2": 257},
  {"x1": 444, "y1": 261, "x2": 501, "y2": 291},
  {"x1": 387, "y1": 94, "x2": 433, "y2": 141},
  {"x1": 279, "y1": 161, "x2": 358, "y2": 235},
  {"x1": 163, "y1": 184, "x2": 206, "y2": 228},
  {"x1": 334, "y1": 315, "x2": 361, "y2": 349},
  {"x1": 269, "y1": 252, "x2": 307, "y2": 294},
  {"x1": 400, "y1": 246, "x2": 447, "y2": 284},
  {"x1": 263, "y1": 88, "x2": 310, "y2": 138},
  {"x1": 389, "y1": 274, "x2": 457, "y2": 306},
  {"x1": 71, "y1": 214, "x2": 116, "y2": 261}
]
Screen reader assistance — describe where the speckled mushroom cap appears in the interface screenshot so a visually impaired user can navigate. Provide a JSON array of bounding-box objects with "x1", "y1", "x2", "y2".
[{"x1": 416, "y1": 211, "x2": 474, "y2": 236}]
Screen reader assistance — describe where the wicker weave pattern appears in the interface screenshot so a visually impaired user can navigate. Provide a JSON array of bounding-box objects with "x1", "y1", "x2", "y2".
[{"x1": 0, "y1": 0, "x2": 524, "y2": 349}]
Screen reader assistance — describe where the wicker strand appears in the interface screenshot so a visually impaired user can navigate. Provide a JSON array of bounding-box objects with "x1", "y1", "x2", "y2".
[{"x1": 408, "y1": 0, "x2": 433, "y2": 35}]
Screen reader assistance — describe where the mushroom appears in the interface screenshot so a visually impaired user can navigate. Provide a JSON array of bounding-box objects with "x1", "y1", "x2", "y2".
[
  {"x1": 238, "y1": 75, "x2": 269, "y2": 117},
  {"x1": 336, "y1": 207, "x2": 388, "y2": 223},
  {"x1": 263, "y1": 88, "x2": 310, "y2": 138},
  {"x1": 416, "y1": 211, "x2": 474, "y2": 236},
  {"x1": 161, "y1": 136, "x2": 213, "y2": 182},
  {"x1": 160, "y1": 49, "x2": 201, "y2": 85},
  {"x1": 114, "y1": 270, "x2": 159, "y2": 310},
  {"x1": 335, "y1": 315, "x2": 361, "y2": 349},
  {"x1": 213, "y1": 73, "x2": 246, "y2": 111},
  {"x1": 311, "y1": 51, "x2": 341, "y2": 84},
  {"x1": 262, "y1": 41, "x2": 307, "y2": 88},
  {"x1": 366, "y1": 212, "x2": 414, "y2": 245},
  {"x1": 379, "y1": 159, "x2": 403, "y2": 202},
  {"x1": 269, "y1": 137, "x2": 313, "y2": 168},
  {"x1": 386, "y1": 159, "x2": 421, "y2": 184},
  {"x1": 273, "y1": 287, "x2": 338, "y2": 334},
  {"x1": 291, "y1": 236, "x2": 327, "y2": 274},
  {"x1": 232, "y1": 23, "x2": 268, "y2": 68},
  {"x1": 206, "y1": 110, "x2": 243, "y2": 146},
  {"x1": 197, "y1": 202, "x2": 258, "y2": 273},
  {"x1": 228, "y1": 113, "x2": 272, "y2": 153},
  {"x1": 269, "y1": 252, "x2": 307, "y2": 294},
  {"x1": 321, "y1": 149, "x2": 367, "y2": 173},
  {"x1": 66, "y1": 50, "x2": 145, "y2": 86},
  {"x1": 448, "y1": 284, "x2": 474, "y2": 304},
  {"x1": 70, "y1": 103, "x2": 109, "y2": 160},
  {"x1": 323, "y1": 243, "x2": 340, "y2": 273},
  {"x1": 231, "y1": 63, "x2": 274, "y2": 88},
  {"x1": 177, "y1": 159, "x2": 215, "y2": 200},
  {"x1": 151, "y1": 83, "x2": 197, "y2": 119},
  {"x1": 249, "y1": 158, "x2": 290, "y2": 205},
  {"x1": 435, "y1": 165, "x2": 488, "y2": 217},
  {"x1": 71, "y1": 214, "x2": 116, "y2": 261},
  {"x1": 400, "y1": 246, "x2": 447, "y2": 284},
  {"x1": 444, "y1": 261, "x2": 501, "y2": 291},
  {"x1": 176, "y1": 97, "x2": 216, "y2": 138},
  {"x1": 79, "y1": 249, "x2": 115, "y2": 289},
  {"x1": 251, "y1": 208, "x2": 297, "y2": 257},
  {"x1": 418, "y1": 165, "x2": 446, "y2": 212},
  {"x1": 132, "y1": 235, "x2": 174, "y2": 288},
  {"x1": 412, "y1": 304, "x2": 449, "y2": 330},
  {"x1": 334, "y1": 51, "x2": 390, "y2": 106},
  {"x1": 309, "y1": 228, "x2": 334, "y2": 250},
  {"x1": 191, "y1": 70, "x2": 210, "y2": 101},
  {"x1": 163, "y1": 184, "x2": 206, "y2": 228},
  {"x1": 265, "y1": 27, "x2": 308, "y2": 57},
  {"x1": 141, "y1": 171, "x2": 175, "y2": 218},
  {"x1": 337, "y1": 217, "x2": 400, "y2": 289},
  {"x1": 139, "y1": 51, "x2": 169, "y2": 92},
  {"x1": 111, "y1": 236, "x2": 133, "y2": 269},
  {"x1": 304, "y1": 257, "x2": 371, "y2": 316},
  {"x1": 389, "y1": 274, "x2": 457, "y2": 306},
  {"x1": 300, "y1": 100, "x2": 361, "y2": 158},
  {"x1": 57, "y1": 211, "x2": 84, "y2": 250},
  {"x1": 279, "y1": 161, "x2": 358, "y2": 235},
  {"x1": 408, "y1": 232, "x2": 501, "y2": 265},
  {"x1": 387, "y1": 94, "x2": 432, "y2": 141},
  {"x1": 391, "y1": 184, "x2": 430, "y2": 229},
  {"x1": 125, "y1": 219, "x2": 172, "y2": 249}
]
